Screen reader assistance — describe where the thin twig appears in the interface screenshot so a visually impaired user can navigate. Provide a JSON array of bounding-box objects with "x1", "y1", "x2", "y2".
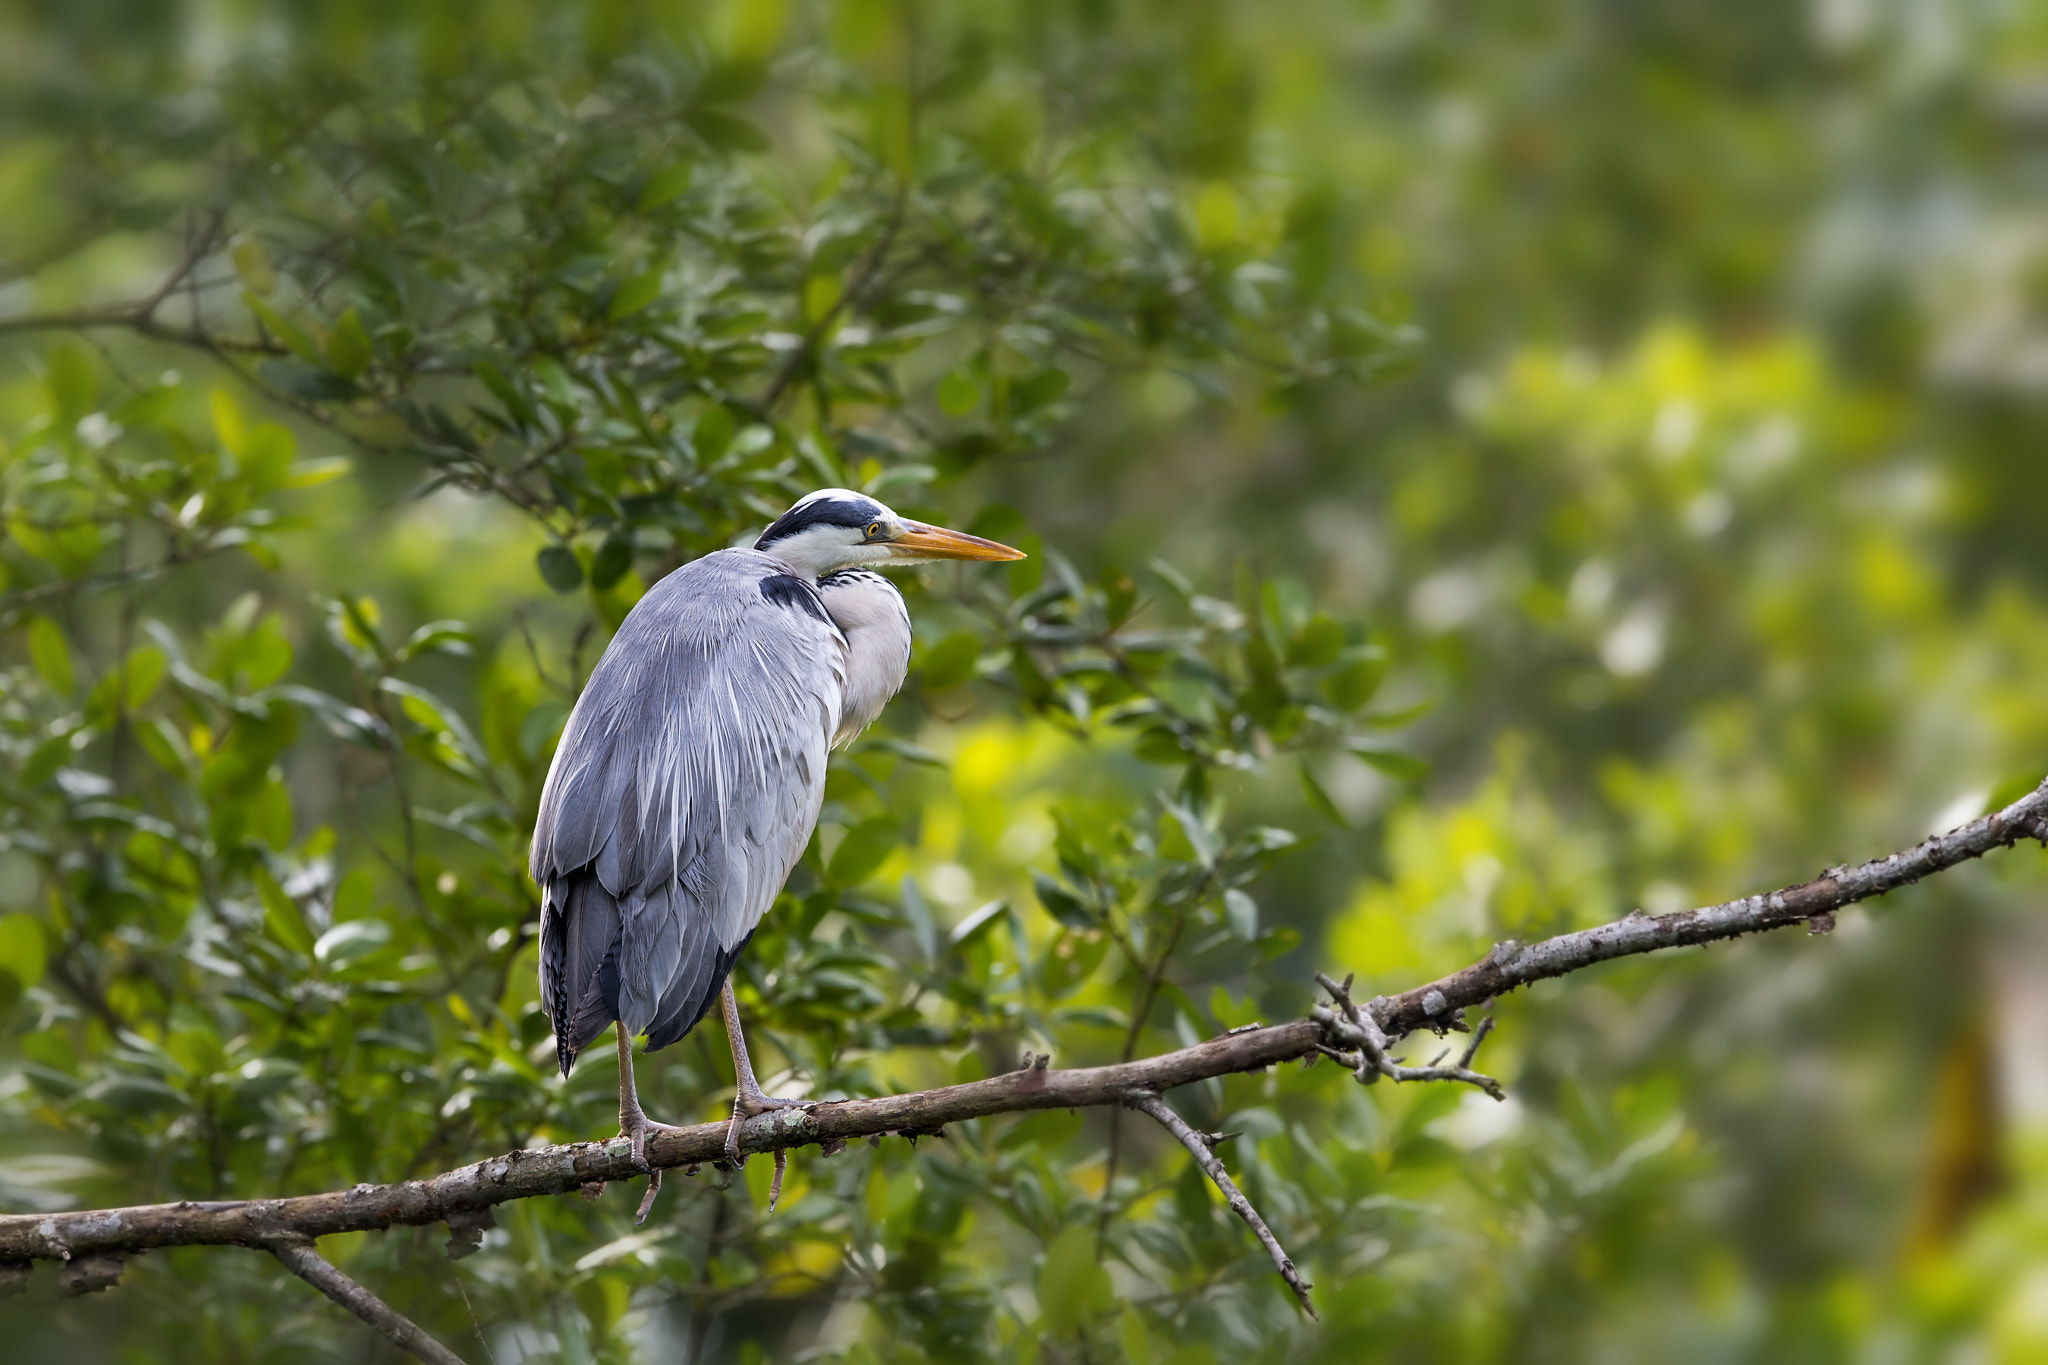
[
  {"x1": 1127, "y1": 1090, "x2": 1315, "y2": 1318},
  {"x1": 1312, "y1": 972, "x2": 1505, "y2": 1099},
  {"x1": 266, "y1": 1236, "x2": 469, "y2": 1365}
]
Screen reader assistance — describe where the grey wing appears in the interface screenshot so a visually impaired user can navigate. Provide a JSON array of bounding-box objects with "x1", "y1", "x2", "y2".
[{"x1": 532, "y1": 550, "x2": 846, "y2": 1067}]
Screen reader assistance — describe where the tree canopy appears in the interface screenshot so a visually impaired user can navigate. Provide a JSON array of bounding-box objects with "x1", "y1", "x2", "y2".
[{"x1": 2, "y1": 2, "x2": 2047, "y2": 1362}]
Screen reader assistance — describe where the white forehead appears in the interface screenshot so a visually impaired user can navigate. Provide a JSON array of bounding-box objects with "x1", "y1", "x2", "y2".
[{"x1": 790, "y1": 487, "x2": 897, "y2": 518}]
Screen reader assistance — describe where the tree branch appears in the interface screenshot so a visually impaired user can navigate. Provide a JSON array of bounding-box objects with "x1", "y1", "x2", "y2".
[
  {"x1": 1127, "y1": 1090, "x2": 1316, "y2": 1317},
  {"x1": 1369, "y1": 776, "x2": 2048, "y2": 1039},
  {"x1": 1, "y1": 776, "x2": 2041, "y2": 1310},
  {"x1": 267, "y1": 1236, "x2": 469, "y2": 1365}
]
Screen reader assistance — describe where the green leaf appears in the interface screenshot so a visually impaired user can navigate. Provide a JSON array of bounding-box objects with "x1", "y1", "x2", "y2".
[
  {"x1": 1037, "y1": 1224, "x2": 1112, "y2": 1336},
  {"x1": 46, "y1": 342, "x2": 97, "y2": 423},
  {"x1": 1352, "y1": 747, "x2": 1428, "y2": 781},
  {"x1": 608, "y1": 270, "x2": 664, "y2": 320},
  {"x1": 84, "y1": 647, "x2": 166, "y2": 727},
  {"x1": 240, "y1": 424, "x2": 296, "y2": 491},
  {"x1": 1101, "y1": 565, "x2": 1136, "y2": 626},
  {"x1": 827, "y1": 818, "x2": 898, "y2": 886},
  {"x1": 232, "y1": 1058, "x2": 302, "y2": 1101},
  {"x1": 0, "y1": 914, "x2": 47, "y2": 990},
  {"x1": 80, "y1": 1075, "x2": 188, "y2": 1115},
  {"x1": 325, "y1": 307, "x2": 374, "y2": 378},
  {"x1": 314, "y1": 917, "x2": 392, "y2": 968},
  {"x1": 252, "y1": 868, "x2": 314, "y2": 956},
  {"x1": 1325, "y1": 652, "x2": 1388, "y2": 711},
  {"x1": 1013, "y1": 367, "x2": 1070, "y2": 413},
  {"x1": 9, "y1": 518, "x2": 100, "y2": 576},
  {"x1": 258, "y1": 360, "x2": 360, "y2": 402},
  {"x1": 1033, "y1": 872, "x2": 1094, "y2": 929},
  {"x1": 399, "y1": 620, "x2": 473, "y2": 660},
  {"x1": 590, "y1": 533, "x2": 634, "y2": 591},
  {"x1": 1288, "y1": 614, "x2": 1346, "y2": 667},
  {"x1": 1134, "y1": 726, "x2": 1188, "y2": 765},
  {"x1": 27, "y1": 616, "x2": 72, "y2": 695},
  {"x1": 242, "y1": 293, "x2": 323, "y2": 364},
  {"x1": 231, "y1": 238, "x2": 276, "y2": 295},
  {"x1": 211, "y1": 387, "x2": 247, "y2": 457},
  {"x1": 937, "y1": 370, "x2": 981, "y2": 417},
  {"x1": 636, "y1": 163, "x2": 693, "y2": 211},
  {"x1": 1300, "y1": 759, "x2": 1349, "y2": 827},
  {"x1": 519, "y1": 701, "x2": 568, "y2": 762},
  {"x1": 684, "y1": 107, "x2": 770, "y2": 152},
  {"x1": 23, "y1": 735, "x2": 71, "y2": 788},
  {"x1": 920, "y1": 632, "x2": 982, "y2": 690},
  {"x1": 537, "y1": 545, "x2": 584, "y2": 593},
  {"x1": 284, "y1": 457, "x2": 351, "y2": 489},
  {"x1": 1223, "y1": 888, "x2": 1258, "y2": 939}
]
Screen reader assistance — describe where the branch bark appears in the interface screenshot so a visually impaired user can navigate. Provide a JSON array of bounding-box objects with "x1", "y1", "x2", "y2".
[
  {"x1": 1, "y1": 776, "x2": 2042, "y2": 1305},
  {"x1": 1128, "y1": 1090, "x2": 1316, "y2": 1317},
  {"x1": 267, "y1": 1236, "x2": 470, "y2": 1365}
]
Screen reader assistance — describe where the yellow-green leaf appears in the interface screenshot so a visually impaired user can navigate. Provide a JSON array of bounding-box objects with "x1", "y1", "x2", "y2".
[
  {"x1": 284, "y1": 457, "x2": 351, "y2": 488},
  {"x1": 252, "y1": 867, "x2": 314, "y2": 955},
  {"x1": 27, "y1": 615, "x2": 72, "y2": 695},
  {"x1": 1194, "y1": 181, "x2": 1241, "y2": 251},
  {"x1": 243, "y1": 292, "x2": 323, "y2": 365},
  {"x1": 637, "y1": 163, "x2": 692, "y2": 211},
  {"x1": 46, "y1": 342, "x2": 96, "y2": 423},
  {"x1": 0, "y1": 913, "x2": 46, "y2": 990},
  {"x1": 803, "y1": 271, "x2": 843, "y2": 325},
  {"x1": 937, "y1": 370, "x2": 980, "y2": 417},
  {"x1": 1038, "y1": 1224, "x2": 1111, "y2": 1336},
  {"x1": 325, "y1": 307, "x2": 374, "y2": 378},
  {"x1": 241, "y1": 423, "x2": 296, "y2": 491},
  {"x1": 828, "y1": 818, "x2": 898, "y2": 886},
  {"x1": 231, "y1": 238, "x2": 276, "y2": 295},
  {"x1": 211, "y1": 388, "x2": 247, "y2": 458},
  {"x1": 608, "y1": 271, "x2": 663, "y2": 320},
  {"x1": 84, "y1": 646, "x2": 166, "y2": 727}
]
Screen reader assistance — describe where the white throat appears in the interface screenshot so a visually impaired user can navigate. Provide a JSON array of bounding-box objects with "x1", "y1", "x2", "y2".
[{"x1": 814, "y1": 568, "x2": 912, "y2": 746}]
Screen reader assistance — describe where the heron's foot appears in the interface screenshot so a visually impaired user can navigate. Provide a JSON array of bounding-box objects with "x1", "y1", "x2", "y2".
[
  {"x1": 722, "y1": 1090, "x2": 816, "y2": 1156},
  {"x1": 616, "y1": 1113, "x2": 687, "y2": 1225},
  {"x1": 723, "y1": 1089, "x2": 814, "y2": 1213},
  {"x1": 616, "y1": 1113, "x2": 688, "y2": 1168}
]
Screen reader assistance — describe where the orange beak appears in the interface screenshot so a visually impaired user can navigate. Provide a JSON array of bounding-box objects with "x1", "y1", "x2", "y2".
[{"x1": 887, "y1": 522, "x2": 1027, "y2": 563}]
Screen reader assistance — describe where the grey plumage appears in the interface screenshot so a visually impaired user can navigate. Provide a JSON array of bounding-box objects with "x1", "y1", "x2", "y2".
[
  {"x1": 530, "y1": 490, "x2": 1021, "y2": 1116},
  {"x1": 532, "y1": 547, "x2": 918, "y2": 1076}
]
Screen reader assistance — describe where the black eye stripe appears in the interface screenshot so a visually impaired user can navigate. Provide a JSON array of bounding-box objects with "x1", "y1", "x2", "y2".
[{"x1": 754, "y1": 494, "x2": 886, "y2": 549}]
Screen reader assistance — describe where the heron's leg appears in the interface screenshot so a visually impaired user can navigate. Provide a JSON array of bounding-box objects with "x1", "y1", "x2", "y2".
[
  {"x1": 614, "y1": 1023, "x2": 685, "y2": 1224},
  {"x1": 719, "y1": 979, "x2": 812, "y2": 1210}
]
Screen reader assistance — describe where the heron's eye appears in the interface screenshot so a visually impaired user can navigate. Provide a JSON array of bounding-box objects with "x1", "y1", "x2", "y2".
[{"x1": 866, "y1": 521, "x2": 883, "y2": 539}]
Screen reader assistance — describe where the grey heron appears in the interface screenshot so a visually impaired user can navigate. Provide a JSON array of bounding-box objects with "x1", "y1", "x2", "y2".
[{"x1": 530, "y1": 489, "x2": 1023, "y2": 1215}]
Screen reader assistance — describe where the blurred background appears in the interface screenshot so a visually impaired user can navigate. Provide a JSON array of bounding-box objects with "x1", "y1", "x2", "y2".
[{"x1": 3, "y1": 1, "x2": 2048, "y2": 1361}]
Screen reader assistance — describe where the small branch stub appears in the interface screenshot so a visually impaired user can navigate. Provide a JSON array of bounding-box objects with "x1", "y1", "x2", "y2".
[{"x1": 57, "y1": 1253, "x2": 124, "y2": 1296}]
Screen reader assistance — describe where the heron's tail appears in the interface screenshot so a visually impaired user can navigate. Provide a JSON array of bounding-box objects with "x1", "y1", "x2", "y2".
[{"x1": 538, "y1": 871, "x2": 622, "y2": 1077}]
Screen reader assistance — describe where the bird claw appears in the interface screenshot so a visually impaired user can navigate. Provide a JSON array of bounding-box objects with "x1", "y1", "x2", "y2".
[
  {"x1": 615, "y1": 1113, "x2": 686, "y2": 1224},
  {"x1": 634, "y1": 1169, "x2": 662, "y2": 1225},
  {"x1": 724, "y1": 1090, "x2": 813, "y2": 1212}
]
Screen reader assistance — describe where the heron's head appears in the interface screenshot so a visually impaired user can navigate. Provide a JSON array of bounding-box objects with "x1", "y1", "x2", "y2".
[{"x1": 755, "y1": 488, "x2": 1026, "y2": 579}]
